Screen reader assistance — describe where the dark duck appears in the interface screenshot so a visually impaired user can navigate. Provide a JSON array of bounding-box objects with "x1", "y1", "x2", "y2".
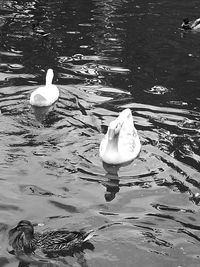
[
  {"x1": 8, "y1": 220, "x2": 95, "y2": 257},
  {"x1": 181, "y1": 18, "x2": 200, "y2": 31}
]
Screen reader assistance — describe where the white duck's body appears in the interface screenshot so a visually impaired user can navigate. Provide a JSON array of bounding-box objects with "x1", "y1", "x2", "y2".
[
  {"x1": 99, "y1": 108, "x2": 141, "y2": 165},
  {"x1": 30, "y1": 69, "x2": 59, "y2": 107}
]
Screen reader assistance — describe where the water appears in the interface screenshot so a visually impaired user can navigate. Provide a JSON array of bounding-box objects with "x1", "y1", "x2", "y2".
[{"x1": 0, "y1": 0, "x2": 200, "y2": 266}]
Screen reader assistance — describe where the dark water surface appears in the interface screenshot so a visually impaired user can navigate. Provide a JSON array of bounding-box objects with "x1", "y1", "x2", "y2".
[{"x1": 0, "y1": 0, "x2": 200, "y2": 266}]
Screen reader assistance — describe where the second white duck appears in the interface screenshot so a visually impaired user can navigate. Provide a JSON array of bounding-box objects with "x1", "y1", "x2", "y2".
[
  {"x1": 30, "y1": 69, "x2": 59, "y2": 107},
  {"x1": 99, "y1": 108, "x2": 141, "y2": 165}
]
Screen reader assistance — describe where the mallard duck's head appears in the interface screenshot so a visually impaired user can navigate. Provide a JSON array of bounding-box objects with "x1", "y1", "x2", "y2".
[
  {"x1": 9, "y1": 220, "x2": 34, "y2": 253},
  {"x1": 11, "y1": 220, "x2": 34, "y2": 235}
]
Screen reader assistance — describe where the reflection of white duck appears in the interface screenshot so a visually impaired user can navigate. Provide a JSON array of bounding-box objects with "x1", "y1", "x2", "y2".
[
  {"x1": 99, "y1": 108, "x2": 141, "y2": 165},
  {"x1": 30, "y1": 69, "x2": 59, "y2": 106}
]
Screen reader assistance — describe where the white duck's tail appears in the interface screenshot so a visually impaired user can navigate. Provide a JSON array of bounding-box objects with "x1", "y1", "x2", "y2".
[
  {"x1": 45, "y1": 69, "x2": 54, "y2": 86},
  {"x1": 83, "y1": 230, "x2": 96, "y2": 242},
  {"x1": 83, "y1": 222, "x2": 124, "y2": 242}
]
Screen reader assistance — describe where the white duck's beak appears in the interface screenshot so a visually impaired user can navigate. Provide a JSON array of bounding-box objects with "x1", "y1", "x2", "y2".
[{"x1": 114, "y1": 122, "x2": 123, "y2": 134}]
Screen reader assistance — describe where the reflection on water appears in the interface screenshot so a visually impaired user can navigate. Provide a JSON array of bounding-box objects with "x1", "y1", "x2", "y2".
[
  {"x1": 102, "y1": 163, "x2": 120, "y2": 202},
  {"x1": 0, "y1": 0, "x2": 200, "y2": 266},
  {"x1": 31, "y1": 104, "x2": 57, "y2": 122}
]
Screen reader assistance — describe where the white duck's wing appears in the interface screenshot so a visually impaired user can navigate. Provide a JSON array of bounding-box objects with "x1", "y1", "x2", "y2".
[
  {"x1": 30, "y1": 86, "x2": 47, "y2": 105},
  {"x1": 30, "y1": 85, "x2": 59, "y2": 106},
  {"x1": 99, "y1": 129, "x2": 109, "y2": 157},
  {"x1": 31, "y1": 86, "x2": 46, "y2": 97}
]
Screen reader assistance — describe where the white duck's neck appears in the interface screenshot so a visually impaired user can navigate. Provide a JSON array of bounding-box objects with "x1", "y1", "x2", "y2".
[
  {"x1": 45, "y1": 69, "x2": 54, "y2": 86},
  {"x1": 106, "y1": 134, "x2": 119, "y2": 154}
]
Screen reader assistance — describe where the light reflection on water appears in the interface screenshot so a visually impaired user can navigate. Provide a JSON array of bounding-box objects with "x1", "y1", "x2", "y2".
[{"x1": 0, "y1": 0, "x2": 200, "y2": 266}]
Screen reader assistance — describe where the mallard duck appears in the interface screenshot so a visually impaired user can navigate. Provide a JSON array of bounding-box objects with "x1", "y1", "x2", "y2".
[
  {"x1": 30, "y1": 69, "x2": 59, "y2": 107},
  {"x1": 181, "y1": 18, "x2": 200, "y2": 31},
  {"x1": 8, "y1": 220, "x2": 95, "y2": 256},
  {"x1": 99, "y1": 108, "x2": 141, "y2": 165}
]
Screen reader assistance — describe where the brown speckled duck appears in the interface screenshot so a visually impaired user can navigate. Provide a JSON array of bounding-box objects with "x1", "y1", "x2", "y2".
[{"x1": 8, "y1": 220, "x2": 95, "y2": 257}]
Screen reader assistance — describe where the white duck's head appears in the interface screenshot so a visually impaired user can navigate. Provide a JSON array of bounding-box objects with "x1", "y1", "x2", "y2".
[
  {"x1": 45, "y1": 68, "x2": 54, "y2": 86},
  {"x1": 106, "y1": 108, "x2": 131, "y2": 148},
  {"x1": 107, "y1": 120, "x2": 123, "y2": 141}
]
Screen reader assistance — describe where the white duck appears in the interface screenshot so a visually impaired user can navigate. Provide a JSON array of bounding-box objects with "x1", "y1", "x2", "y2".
[
  {"x1": 99, "y1": 108, "x2": 141, "y2": 165},
  {"x1": 30, "y1": 69, "x2": 59, "y2": 106}
]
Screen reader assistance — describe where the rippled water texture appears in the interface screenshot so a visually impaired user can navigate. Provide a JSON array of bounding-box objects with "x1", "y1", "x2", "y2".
[{"x1": 0, "y1": 0, "x2": 200, "y2": 266}]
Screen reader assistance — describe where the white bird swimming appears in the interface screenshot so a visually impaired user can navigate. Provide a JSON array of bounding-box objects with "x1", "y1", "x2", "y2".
[
  {"x1": 99, "y1": 108, "x2": 141, "y2": 165},
  {"x1": 30, "y1": 69, "x2": 59, "y2": 106}
]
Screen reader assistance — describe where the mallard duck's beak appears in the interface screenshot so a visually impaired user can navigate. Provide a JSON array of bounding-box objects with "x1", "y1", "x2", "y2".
[
  {"x1": 9, "y1": 225, "x2": 18, "y2": 238},
  {"x1": 9, "y1": 227, "x2": 21, "y2": 246},
  {"x1": 9, "y1": 226, "x2": 21, "y2": 243},
  {"x1": 7, "y1": 244, "x2": 15, "y2": 254}
]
